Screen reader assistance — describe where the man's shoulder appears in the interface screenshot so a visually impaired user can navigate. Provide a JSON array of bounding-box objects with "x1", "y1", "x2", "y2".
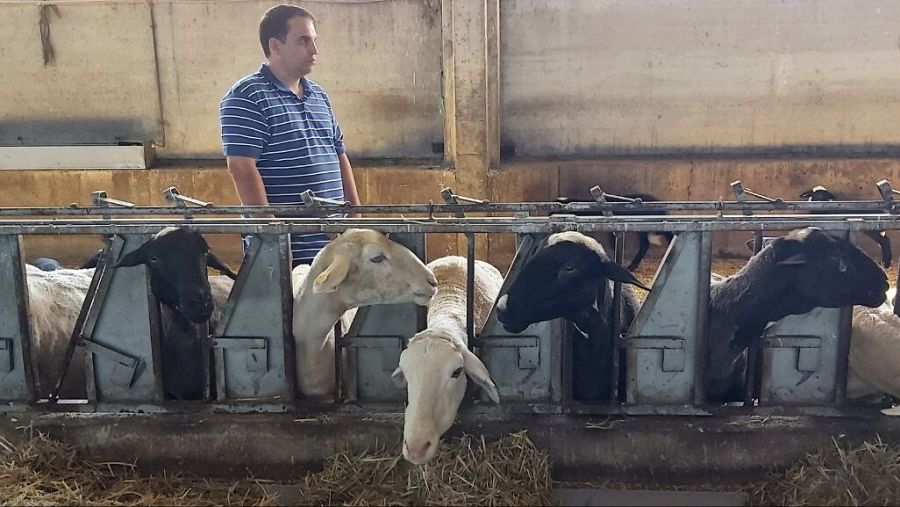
[{"x1": 226, "y1": 71, "x2": 273, "y2": 98}]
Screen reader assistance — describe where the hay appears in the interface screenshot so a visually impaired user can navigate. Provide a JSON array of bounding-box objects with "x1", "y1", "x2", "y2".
[
  {"x1": 0, "y1": 428, "x2": 276, "y2": 506},
  {"x1": 751, "y1": 436, "x2": 900, "y2": 506},
  {"x1": 297, "y1": 430, "x2": 552, "y2": 506}
]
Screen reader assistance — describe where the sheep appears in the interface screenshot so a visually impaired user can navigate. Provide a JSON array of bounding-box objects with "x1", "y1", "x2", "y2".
[
  {"x1": 555, "y1": 193, "x2": 674, "y2": 271},
  {"x1": 292, "y1": 228, "x2": 438, "y2": 400},
  {"x1": 705, "y1": 227, "x2": 888, "y2": 402},
  {"x1": 30, "y1": 257, "x2": 62, "y2": 271},
  {"x1": 31, "y1": 227, "x2": 237, "y2": 400},
  {"x1": 844, "y1": 288, "x2": 900, "y2": 412},
  {"x1": 800, "y1": 185, "x2": 892, "y2": 268},
  {"x1": 495, "y1": 231, "x2": 650, "y2": 401},
  {"x1": 390, "y1": 256, "x2": 502, "y2": 465}
]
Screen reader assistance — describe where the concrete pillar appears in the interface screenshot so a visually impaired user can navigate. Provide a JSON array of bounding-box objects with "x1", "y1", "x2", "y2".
[{"x1": 442, "y1": 0, "x2": 500, "y2": 256}]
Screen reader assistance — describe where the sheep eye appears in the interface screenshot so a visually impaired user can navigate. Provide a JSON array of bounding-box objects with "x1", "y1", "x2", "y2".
[
  {"x1": 149, "y1": 256, "x2": 160, "y2": 263},
  {"x1": 563, "y1": 265, "x2": 576, "y2": 273},
  {"x1": 370, "y1": 254, "x2": 386, "y2": 263},
  {"x1": 451, "y1": 367, "x2": 463, "y2": 379}
]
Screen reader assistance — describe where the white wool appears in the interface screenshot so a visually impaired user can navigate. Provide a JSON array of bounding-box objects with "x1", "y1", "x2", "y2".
[
  {"x1": 30, "y1": 267, "x2": 234, "y2": 399},
  {"x1": 25, "y1": 265, "x2": 95, "y2": 397},
  {"x1": 848, "y1": 304, "x2": 900, "y2": 401},
  {"x1": 547, "y1": 231, "x2": 606, "y2": 256},
  {"x1": 398, "y1": 256, "x2": 503, "y2": 464},
  {"x1": 291, "y1": 229, "x2": 436, "y2": 399},
  {"x1": 415, "y1": 255, "x2": 504, "y2": 346}
]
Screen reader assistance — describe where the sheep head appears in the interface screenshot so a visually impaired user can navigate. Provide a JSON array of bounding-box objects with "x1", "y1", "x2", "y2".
[
  {"x1": 392, "y1": 330, "x2": 498, "y2": 465},
  {"x1": 309, "y1": 229, "x2": 437, "y2": 308},
  {"x1": 495, "y1": 232, "x2": 649, "y2": 334}
]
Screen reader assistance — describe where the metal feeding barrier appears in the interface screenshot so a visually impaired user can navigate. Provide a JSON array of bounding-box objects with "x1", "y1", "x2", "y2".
[{"x1": 1, "y1": 181, "x2": 899, "y2": 416}]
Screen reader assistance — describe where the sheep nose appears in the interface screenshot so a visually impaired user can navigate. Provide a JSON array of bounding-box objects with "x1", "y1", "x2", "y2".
[
  {"x1": 404, "y1": 439, "x2": 433, "y2": 464},
  {"x1": 427, "y1": 274, "x2": 438, "y2": 287}
]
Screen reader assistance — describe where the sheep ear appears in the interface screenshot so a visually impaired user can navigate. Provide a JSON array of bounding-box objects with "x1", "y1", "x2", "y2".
[
  {"x1": 207, "y1": 252, "x2": 238, "y2": 280},
  {"x1": 391, "y1": 366, "x2": 407, "y2": 388},
  {"x1": 313, "y1": 255, "x2": 351, "y2": 293},
  {"x1": 112, "y1": 244, "x2": 150, "y2": 268},
  {"x1": 600, "y1": 261, "x2": 651, "y2": 291},
  {"x1": 881, "y1": 406, "x2": 900, "y2": 416},
  {"x1": 462, "y1": 348, "x2": 500, "y2": 404},
  {"x1": 773, "y1": 238, "x2": 807, "y2": 266}
]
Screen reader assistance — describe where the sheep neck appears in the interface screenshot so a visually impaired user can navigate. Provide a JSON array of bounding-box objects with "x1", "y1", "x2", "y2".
[
  {"x1": 293, "y1": 277, "x2": 348, "y2": 344},
  {"x1": 425, "y1": 281, "x2": 468, "y2": 344},
  {"x1": 709, "y1": 247, "x2": 796, "y2": 341}
]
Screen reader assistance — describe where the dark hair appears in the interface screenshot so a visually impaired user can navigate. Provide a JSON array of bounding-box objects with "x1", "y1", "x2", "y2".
[{"x1": 259, "y1": 4, "x2": 315, "y2": 57}]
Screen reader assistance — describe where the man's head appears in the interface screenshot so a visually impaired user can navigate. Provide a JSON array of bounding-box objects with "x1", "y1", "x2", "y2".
[{"x1": 259, "y1": 4, "x2": 318, "y2": 77}]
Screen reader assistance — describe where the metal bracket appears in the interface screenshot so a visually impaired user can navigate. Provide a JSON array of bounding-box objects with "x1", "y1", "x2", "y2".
[
  {"x1": 341, "y1": 336, "x2": 404, "y2": 373},
  {"x1": 625, "y1": 336, "x2": 686, "y2": 372},
  {"x1": 477, "y1": 336, "x2": 540, "y2": 369},
  {"x1": 876, "y1": 179, "x2": 899, "y2": 215},
  {"x1": 764, "y1": 336, "x2": 822, "y2": 374},
  {"x1": 82, "y1": 338, "x2": 140, "y2": 387},
  {"x1": 212, "y1": 337, "x2": 269, "y2": 373},
  {"x1": 300, "y1": 190, "x2": 348, "y2": 217},
  {"x1": 91, "y1": 190, "x2": 134, "y2": 220},
  {"x1": 164, "y1": 186, "x2": 212, "y2": 219},
  {"x1": 0, "y1": 338, "x2": 12, "y2": 372}
]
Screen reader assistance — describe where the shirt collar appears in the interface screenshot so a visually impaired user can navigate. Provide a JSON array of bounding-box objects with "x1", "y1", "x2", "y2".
[{"x1": 259, "y1": 63, "x2": 310, "y2": 99}]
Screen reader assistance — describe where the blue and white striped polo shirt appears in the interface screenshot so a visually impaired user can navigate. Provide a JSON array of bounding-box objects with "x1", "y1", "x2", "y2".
[{"x1": 219, "y1": 63, "x2": 345, "y2": 264}]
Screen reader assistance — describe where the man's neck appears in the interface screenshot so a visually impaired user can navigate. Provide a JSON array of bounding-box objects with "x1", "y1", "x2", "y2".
[{"x1": 267, "y1": 61, "x2": 304, "y2": 96}]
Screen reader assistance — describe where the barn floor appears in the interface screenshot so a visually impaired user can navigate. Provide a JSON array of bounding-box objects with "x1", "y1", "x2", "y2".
[{"x1": 2, "y1": 409, "x2": 900, "y2": 496}]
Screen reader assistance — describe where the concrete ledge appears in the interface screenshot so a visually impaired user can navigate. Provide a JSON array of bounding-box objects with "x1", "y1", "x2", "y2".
[
  {"x1": 0, "y1": 145, "x2": 152, "y2": 170},
  {"x1": 2, "y1": 409, "x2": 899, "y2": 483}
]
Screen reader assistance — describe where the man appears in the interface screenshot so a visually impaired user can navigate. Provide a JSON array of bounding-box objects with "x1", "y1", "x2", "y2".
[{"x1": 219, "y1": 4, "x2": 360, "y2": 266}]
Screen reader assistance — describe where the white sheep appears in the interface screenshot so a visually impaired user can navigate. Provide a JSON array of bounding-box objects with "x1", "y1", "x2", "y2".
[
  {"x1": 847, "y1": 287, "x2": 900, "y2": 414},
  {"x1": 29, "y1": 228, "x2": 237, "y2": 400},
  {"x1": 391, "y1": 255, "x2": 502, "y2": 465},
  {"x1": 292, "y1": 229, "x2": 438, "y2": 399}
]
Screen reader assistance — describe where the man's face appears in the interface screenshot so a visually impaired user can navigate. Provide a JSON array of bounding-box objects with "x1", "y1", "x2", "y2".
[{"x1": 272, "y1": 16, "x2": 318, "y2": 77}]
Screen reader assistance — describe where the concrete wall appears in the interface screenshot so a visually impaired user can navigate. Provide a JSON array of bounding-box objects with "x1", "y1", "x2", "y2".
[
  {"x1": 501, "y1": 0, "x2": 900, "y2": 156},
  {"x1": 0, "y1": 0, "x2": 443, "y2": 158},
  {"x1": 3, "y1": 0, "x2": 900, "y2": 271}
]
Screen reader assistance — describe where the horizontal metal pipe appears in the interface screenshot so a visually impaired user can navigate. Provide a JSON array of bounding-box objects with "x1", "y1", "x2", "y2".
[
  {"x1": 1, "y1": 215, "x2": 900, "y2": 234},
  {"x1": 1, "y1": 199, "x2": 900, "y2": 217}
]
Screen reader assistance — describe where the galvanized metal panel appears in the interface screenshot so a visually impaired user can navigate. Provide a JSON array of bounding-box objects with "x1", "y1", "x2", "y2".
[
  {"x1": 758, "y1": 231, "x2": 852, "y2": 405},
  {"x1": 213, "y1": 234, "x2": 292, "y2": 401},
  {"x1": 760, "y1": 307, "x2": 847, "y2": 404},
  {"x1": 343, "y1": 233, "x2": 426, "y2": 402},
  {"x1": 625, "y1": 231, "x2": 712, "y2": 405},
  {"x1": 0, "y1": 235, "x2": 34, "y2": 403},
  {"x1": 83, "y1": 234, "x2": 163, "y2": 402},
  {"x1": 479, "y1": 234, "x2": 561, "y2": 402}
]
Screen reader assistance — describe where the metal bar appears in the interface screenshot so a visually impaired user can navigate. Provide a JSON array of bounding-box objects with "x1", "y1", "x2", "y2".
[
  {"x1": 693, "y1": 232, "x2": 712, "y2": 405},
  {"x1": 6, "y1": 199, "x2": 900, "y2": 217},
  {"x1": 612, "y1": 231, "x2": 624, "y2": 403},
  {"x1": 441, "y1": 187, "x2": 476, "y2": 344},
  {"x1": 164, "y1": 186, "x2": 211, "y2": 208},
  {"x1": 466, "y1": 233, "x2": 476, "y2": 344},
  {"x1": 6, "y1": 216, "x2": 900, "y2": 235}
]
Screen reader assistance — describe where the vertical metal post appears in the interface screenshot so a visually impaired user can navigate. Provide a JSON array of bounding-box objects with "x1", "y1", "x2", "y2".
[
  {"x1": 693, "y1": 232, "x2": 712, "y2": 406},
  {"x1": 590, "y1": 186, "x2": 620, "y2": 403},
  {"x1": 466, "y1": 233, "x2": 476, "y2": 344},
  {"x1": 441, "y1": 187, "x2": 476, "y2": 345}
]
